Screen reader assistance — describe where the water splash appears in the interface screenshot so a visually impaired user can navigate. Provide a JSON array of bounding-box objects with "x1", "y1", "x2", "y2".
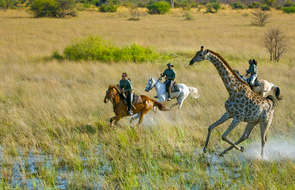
[{"x1": 243, "y1": 139, "x2": 295, "y2": 161}]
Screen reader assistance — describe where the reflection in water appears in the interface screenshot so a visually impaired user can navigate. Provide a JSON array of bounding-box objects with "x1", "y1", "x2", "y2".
[
  {"x1": 0, "y1": 143, "x2": 270, "y2": 189},
  {"x1": 1, "y1": 144, "x2": 111, "y2": 189}
]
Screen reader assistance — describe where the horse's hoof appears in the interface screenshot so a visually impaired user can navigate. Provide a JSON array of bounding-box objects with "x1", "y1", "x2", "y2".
[
  {"x1": 219, "y1": 153, "x2": 224, "y2": 157},
  {"x1": 203, "y1": 148, "x2": 207, "y2": 153},
  {"x1": 240, "y1": 146, "x2": 244, "y2": 152}
]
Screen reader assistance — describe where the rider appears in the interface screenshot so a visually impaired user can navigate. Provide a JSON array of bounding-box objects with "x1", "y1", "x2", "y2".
[
  {"x1": 245, "y1": 59, "x2": 258, "y2": 89},
  {"x1": 119, "y1": 72, "x2": 133, "y2": 115},
  {"x1": 160, "y1": 63, "x2": 176, "y2": 101}
]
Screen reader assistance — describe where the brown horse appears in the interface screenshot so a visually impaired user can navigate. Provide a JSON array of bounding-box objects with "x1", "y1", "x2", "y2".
[{"x1": 104, "y1": 85, "x2": 168, "y2": 126}]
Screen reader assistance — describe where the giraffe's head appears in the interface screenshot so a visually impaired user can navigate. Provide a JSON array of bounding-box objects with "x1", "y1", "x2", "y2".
[{"x1": 189, "y1": 46, "x2": 209, "y2": 65}]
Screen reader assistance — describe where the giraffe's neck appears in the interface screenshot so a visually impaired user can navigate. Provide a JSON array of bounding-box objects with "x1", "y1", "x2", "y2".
[{"x1": 207, "y1": 51, "x2": 247, "y2": 95}]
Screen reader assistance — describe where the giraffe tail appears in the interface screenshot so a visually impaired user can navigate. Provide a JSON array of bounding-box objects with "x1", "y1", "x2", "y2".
[
  {"x1": 274, "y1": 87, "x2": 282, "y2": 100},
  {"x1": 266, "y1": 95, "x2": 278, "y2": 108}
]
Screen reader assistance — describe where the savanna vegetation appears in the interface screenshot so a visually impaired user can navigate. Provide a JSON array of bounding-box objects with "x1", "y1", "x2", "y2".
[{"x1": 0, "y1": 6, "x2": 295, "y2": 189}]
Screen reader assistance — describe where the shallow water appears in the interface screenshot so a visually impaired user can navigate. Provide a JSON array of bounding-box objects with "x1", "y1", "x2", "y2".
[
  {"x1": 1, "y1": 138, "x2": 294, "y2": 189},
  {"x1": 0, "y1": 144, "x2": 109, "y2": 189}
]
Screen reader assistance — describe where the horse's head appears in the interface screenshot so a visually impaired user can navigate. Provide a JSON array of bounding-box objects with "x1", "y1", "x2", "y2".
[
  {"x1": 104, "y1": 85, "x2": 119, "y2": 103},
  {"x1": 145, "y1": 77, "x2": 156, "y2": 92},
  {"x1": 189, "y1": 46, "x2": 209, "y2": 66}
]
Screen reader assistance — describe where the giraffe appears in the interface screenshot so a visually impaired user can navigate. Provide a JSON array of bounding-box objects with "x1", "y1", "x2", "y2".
[{"x1": 189, "y1": 46, "x2": 280, "y2": 158}]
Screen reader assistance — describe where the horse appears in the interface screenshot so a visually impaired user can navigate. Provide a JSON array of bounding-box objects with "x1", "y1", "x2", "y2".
[
  {"x1": 144, "y1": 77, "x2": 200, "y2": 109},
  {"x1": 234, "y1": 70, "x2": 281, "y2": 99},
  {"x1": 104, "y1": 85, "x2": 169, "y2": 126}
]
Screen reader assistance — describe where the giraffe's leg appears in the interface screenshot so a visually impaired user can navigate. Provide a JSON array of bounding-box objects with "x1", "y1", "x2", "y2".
[
  {"x1": 203, "y1": 112, "x2": 231, "y2": 153},
  {"x1": 221, "y1": 119, "x2": 243, "y2": 152},
  {"x1": 219, "y1": 122, "x2": 257, "y2": 156},
  {"x1": 260, "y1": 112, "x2": 274, "y2": 158}
]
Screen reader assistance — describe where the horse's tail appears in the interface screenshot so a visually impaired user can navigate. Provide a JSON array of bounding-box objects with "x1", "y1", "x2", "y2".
[
  {"x1": 266, "y1": 95, "x2": 279, "y2": 108},
  {"x1": 153, "y1": 101, "x2": 169, "y2": 111},
  {"x1": 188, "y1": 87, "x2": 200, "y2": 99},
  {"x1": 273, "y1": 86, "x2": 282, "y2": 101}
]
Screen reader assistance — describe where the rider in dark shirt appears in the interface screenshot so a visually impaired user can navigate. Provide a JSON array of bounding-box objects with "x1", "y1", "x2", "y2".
[
  {"x1": 246, "y1": 59, "x2": 258, "y2": 89},
  {"x1": 160, "y1": 63, "x2": 176, "y2": 101},
  {"x1": 119, "y1": 72, "x2": 133, "y2": 115}
]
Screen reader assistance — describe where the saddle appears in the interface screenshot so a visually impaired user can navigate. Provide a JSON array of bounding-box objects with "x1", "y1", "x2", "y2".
[
  {"x1": 132, "y1": 94, "x2": 142, "y2": 104},
  {"x1": 171, "y1": 82, "x2": 180, "y2": 92},
  {"x1": 121, "y1": 93, "x2": 142, "y2": 105}
]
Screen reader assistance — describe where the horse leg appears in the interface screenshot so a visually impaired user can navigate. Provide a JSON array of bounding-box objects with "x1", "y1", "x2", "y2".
[
  {"x1": 110, "y1": 116, "x2": 120, "y2": 127},
  {"x1": 219, "y1": 122, "x2": 257, "y2": 156},
  {"x1": 203, "y1": 112, "x2": 231, "y2": 153},
  {"x1": 137, "y1": 110, "x2": 149, "y2": 126}
]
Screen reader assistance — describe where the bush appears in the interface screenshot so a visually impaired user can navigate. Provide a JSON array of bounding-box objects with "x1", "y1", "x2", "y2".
[
  {"x1": 99, "y1": 2, "x2": 117, "y2": 12},
  {"x1": 260, "y1": 4, "x2": 270, "y2": 11},
  {"x1": 230, "y1": 1, "x2": 245, "y2": 9},
  {"x1": 0, "y1": 0, "x2": 17, "y2": 9},
  {"x1": 205, "y1": 1, "x2": 220, "y2": 13},
  {"x1": 147, "y1": 1, "x2": 170, "y2": 14},
  {"x1": 251, "y1": 9, "x2": 270, "y2": 26},
  {"x1": 284, "y1": 0, "x2": 295, "y2": 7},
  {"x1": 247, "y1": 2, "x2": 261, "y2": 8},
  {"x1": 63, "y1": 36, "x2": 162, "y2": 63},
  {"x1": 282, "y1": 6, "x2": 295, "y2": 13},
  {"x1": 183, "y1": 11, "x2": 194, "y2": 20},
  {"x1": 30, "y1": 0, "x2": 76, "y2": 17}
]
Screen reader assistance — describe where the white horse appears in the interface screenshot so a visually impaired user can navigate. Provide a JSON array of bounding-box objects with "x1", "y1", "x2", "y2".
[
  {"x1": 234, "y1": 70, "x2": 281, "y2": 99},
  {"x1": 144, "y1": 77, "x2": 200, "y2": 109}
]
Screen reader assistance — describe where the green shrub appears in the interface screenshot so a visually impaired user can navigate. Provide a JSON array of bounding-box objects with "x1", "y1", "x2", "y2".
[
  {"x1": 30, "y1": 0, "x2": 76, "y2": 17},
  {"x1": 30, "y1": 0, "x2": 58, "y2": 17},
  {"x1": 183, "y1": 11, "x2": 194, "y2": 20},
  {"x1": 282, "y1": 6, "x2": 295, "y2": 13},
  {"x1": 230, "y1": 1, "x2": 245, "y2": 9},
  {"x1": 205, "y1": 1, "x2": 220, "y2": 13},
  {"x1": 147, "y1": 1, "x2": 170, "y2": 14},
  {"x1": 99, "y1": 3, "x2": 117, "y2": 12},
  {"x1": 284, "y1": 0, "x2": 295, "y2": 7},
  {"x1": 0, "y1": 0, "x2": 18, "y2": 9},
  {"x1": 63, "y1": 36, "x2": 162, "y2": 63},
  {"x1": 247, "y1": 2, "x2": 261, "y2": 8},
  {"x1": 260, "y1": 4, "x2": 270, "y2": 10}
]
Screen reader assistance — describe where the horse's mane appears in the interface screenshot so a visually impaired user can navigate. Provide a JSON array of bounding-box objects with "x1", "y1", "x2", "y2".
[
  {"x1": 208, "y1": 50, "x2": 250, "y2": 87},
  {"x1": 108, "y1": 85, "x2": 121, "y2": 94}
]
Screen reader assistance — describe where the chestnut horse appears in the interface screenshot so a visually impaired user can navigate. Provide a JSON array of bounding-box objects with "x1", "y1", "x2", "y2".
[{"x1": 104, "y1": 85, "x2": 168, "y2": 126}]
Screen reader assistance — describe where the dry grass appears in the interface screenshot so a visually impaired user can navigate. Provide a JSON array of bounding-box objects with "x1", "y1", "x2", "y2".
[{"x1": 0, "y1": 8, "x2": 294, "y2": 189}]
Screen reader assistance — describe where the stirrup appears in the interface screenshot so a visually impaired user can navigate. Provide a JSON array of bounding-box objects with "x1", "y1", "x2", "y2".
[{"x1": 128, "y1": 110, "x2": 133, "y2": 116}]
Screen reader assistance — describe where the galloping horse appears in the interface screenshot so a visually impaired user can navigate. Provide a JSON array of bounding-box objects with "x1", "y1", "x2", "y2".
[
  {"x1": 145, "y1": 77, "x2": 200, "y2": 109},
  {"x1": 104, "y1": 85, "x2": 168, "y2": 126},
  {"x1": 234, "y1": 70, "x2": 281, "y2": 99}
]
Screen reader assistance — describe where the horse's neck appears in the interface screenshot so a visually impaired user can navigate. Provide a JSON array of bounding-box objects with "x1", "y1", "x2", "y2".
[
  {"x1": 112, "y1": 94, "x2": 122, "y2": 108},
  {"x1": 154, "y1": 80, "x2": 166, "y2": 94}
]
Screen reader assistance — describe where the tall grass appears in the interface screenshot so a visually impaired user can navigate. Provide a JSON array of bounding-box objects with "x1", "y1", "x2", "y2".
[{"x1": 0, "y1": 9, "x2": 295, "y2": 189}]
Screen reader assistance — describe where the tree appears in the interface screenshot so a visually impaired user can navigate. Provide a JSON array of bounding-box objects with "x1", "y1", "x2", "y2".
[
  {"x1": 264, "y1": 28, "x2": 287, "y2": 62},
  {"x1": 251, "y1": 9, "x2": 270, "y2": 26}
]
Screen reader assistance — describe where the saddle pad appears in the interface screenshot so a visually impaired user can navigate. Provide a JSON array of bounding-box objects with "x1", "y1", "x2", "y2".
[
  {"x1": 132, "y1": 94, "x2": 142, "y2": 104},
  {"x1": 172, "y1": 83, "x2": 180, "y2": 92}
]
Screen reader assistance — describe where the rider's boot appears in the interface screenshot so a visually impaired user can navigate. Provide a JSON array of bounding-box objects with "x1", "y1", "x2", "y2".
[{"x1": 127, "y1": 93, "x2": 133, "y2": 115}]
